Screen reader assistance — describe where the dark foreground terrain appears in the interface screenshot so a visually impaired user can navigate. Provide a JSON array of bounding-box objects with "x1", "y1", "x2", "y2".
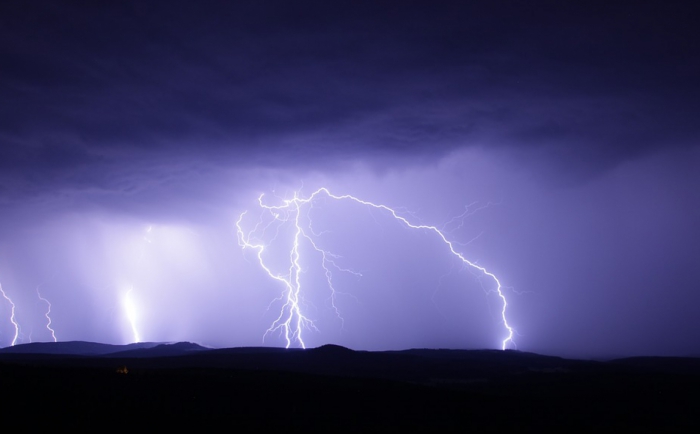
[{"x1": 1, "y1": 342, "x2": 698, "y2": 429}]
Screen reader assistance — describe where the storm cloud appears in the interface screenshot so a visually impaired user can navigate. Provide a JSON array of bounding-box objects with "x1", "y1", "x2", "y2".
[{"x1": 0, "y1": 1, "x2": 698, "y2": 357}]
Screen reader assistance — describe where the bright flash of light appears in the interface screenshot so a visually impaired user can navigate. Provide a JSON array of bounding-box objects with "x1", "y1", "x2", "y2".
[
  {"x1": 0, "y1": 283, "x2": 20, "y2": 346},
  {"x1": 236, "y1": 187, "x2": 515, "y2": 350},
  {"x1": 36, "y1": 288, "x2": 57, "y2": 343},
  {"x1": 123, "y1": 287, "x2": 140, "y2": 343},
  {"x1": 120, "y1": 225, "x2": 153, "y2": 344}
]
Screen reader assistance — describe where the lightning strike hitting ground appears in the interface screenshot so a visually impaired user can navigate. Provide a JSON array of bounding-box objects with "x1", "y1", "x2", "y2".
[
  {"x1": 121, "y1": 225, "x2": 152, "y2": 343},
  {"x1": 237, "y1": 188, "x2": 515, "y2": 350},
  {"x1": 0, "y1": 283, "x2": 20, "y2": 347},
  {"x1": 36, "y1": 289, "x2": 57, "y2": 343},
  {"x1": 123, "y1": 287, "x2": 141, "y2": 343}
]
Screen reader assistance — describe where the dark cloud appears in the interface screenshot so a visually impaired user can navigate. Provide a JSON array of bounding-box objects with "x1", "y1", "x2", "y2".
[{"x1": 1, "y1": 1, "x2": 698, "y2": 196}]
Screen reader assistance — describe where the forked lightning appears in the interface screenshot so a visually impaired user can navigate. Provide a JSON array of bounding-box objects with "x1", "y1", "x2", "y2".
[{"x1": 237, "y1": 188, "x2": 514, "y2": 350}]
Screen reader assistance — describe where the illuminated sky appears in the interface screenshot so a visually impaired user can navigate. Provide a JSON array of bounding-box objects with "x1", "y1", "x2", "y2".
[{"x1": 0, "y1": 1, "x2": 698, "y2": 357}]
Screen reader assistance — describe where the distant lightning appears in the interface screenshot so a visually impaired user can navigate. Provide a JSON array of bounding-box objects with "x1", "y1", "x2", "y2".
[
  {"x1": 0, "y1": 283, "x2": 20, "y2": 346},
  {"x1": 36, "y1": 288, "x2": 57, "y2": 343},
  {"x1": 121, "y1": 225, "x2": 152, "y2": 343},
  {"x1": 123, "y1": 286, "x2": 140, "y2": 343},
  {"x1": 237, "y1": 187, "x2": 515, "y2": 350}
]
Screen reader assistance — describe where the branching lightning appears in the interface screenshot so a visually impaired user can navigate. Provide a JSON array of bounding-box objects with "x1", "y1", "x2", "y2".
[
  {"x1": 237, "y1": 187, "x2": 515, "y2": 350},
  {"x1": 0, "y1": 283, "x2": 20, "y2": 346},
  {"x1": 36, "y1": 288, "x2": 57, "y2": 343}
]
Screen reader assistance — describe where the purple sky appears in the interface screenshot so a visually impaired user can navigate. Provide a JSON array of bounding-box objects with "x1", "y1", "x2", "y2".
[{"x1": 0, "y1": 1, "x2": 698, "y2": 357}]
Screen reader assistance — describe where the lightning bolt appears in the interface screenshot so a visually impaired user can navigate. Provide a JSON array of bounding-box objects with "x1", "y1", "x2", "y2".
[
  {"x1": 121, "y1": 225, "x2": 152, "y2": 343},
  {"x1": 36, "y1": 288, "x2": 57, "y2": 343},
  {"x1": 237, "y1": 187, "x2": 515, "y2": 350},
  {"x1": 123, "y1": 286, "x2": 140, "y2": 343},
  {"x1": 0, "y1": 283, "x2": 20, "y2": 346}
]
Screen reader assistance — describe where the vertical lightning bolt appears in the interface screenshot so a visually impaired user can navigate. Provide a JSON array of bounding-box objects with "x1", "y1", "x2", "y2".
[
  {"x1": 36, "y1": 288, "x2": 57, "y2": 343},
  {"x1": 123, "y1": 286, "x2": 140, "y2": 343},
  {"x1": 0, "y1": 283, "x2": 20, "y2": 346},
  {"x1": 236, "y1": 194, "x2": 316, "y2": 349},
  {"x1": 237, "y1": 188, "x2": 515, "y2": 350},
  {"x1": 122, "y1": 225, "x2": 151, "y2": 343}
]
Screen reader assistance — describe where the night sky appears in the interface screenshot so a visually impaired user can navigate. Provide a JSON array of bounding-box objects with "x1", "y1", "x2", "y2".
[{"x1": 1, "y1": 1, "x2": 698, "y2": 358}]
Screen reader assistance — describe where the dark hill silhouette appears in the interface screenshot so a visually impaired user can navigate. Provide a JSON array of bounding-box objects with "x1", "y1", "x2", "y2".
[
  {"x1": 104, "y1": 341, "x2": 209, "y2": 358},
  {"x1": 0, "y1": 341, "x2": 697, "y2": 429},
  {"x1": 310, "y1": 343, "x2": 354, "y2": 354},
  {"x1": 609, "y1": 355, "x2": 700, "y2": 375},
  {"x1": 0, "y1": 341, "x2": 160, "y2": 356}
]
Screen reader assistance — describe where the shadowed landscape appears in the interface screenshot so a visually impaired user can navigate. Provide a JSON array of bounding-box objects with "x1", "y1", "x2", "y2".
[{"x1": 1, "y1": 341, "x2": 698, "y2": 428}]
